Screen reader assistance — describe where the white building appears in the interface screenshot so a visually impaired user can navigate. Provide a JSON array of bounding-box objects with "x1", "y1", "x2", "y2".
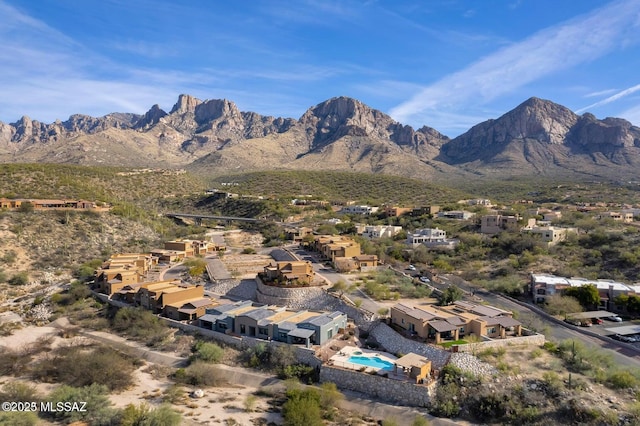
[
  {"x1": 361, "y1": 225, "x2": 403, "y2": 239},
  {"x1": 524, "y1": 226, "x2": 575, "y2": 246},
  {"x1": 530, "y1": 273, "x2": 635, "y2": 307},
  {"x1": 340, "y1": 205, "x2": 379, "y2": 215},
  {"x1": 407, "y1": 228, "x2": 458, "y2": 250}
]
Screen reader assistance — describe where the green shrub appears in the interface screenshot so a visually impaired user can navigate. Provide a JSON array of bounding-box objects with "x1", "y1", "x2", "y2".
[
  {"x1": 0, "y1": 382, "x2": 41, "y2": 402},
  {"x1": 192, "y1": 341, "x2": 224, "y2": 363},
  {"x1": 282, "y1": 388, "x2": 323, "y2": 426},
  {"x1": 111, "y1": 306, "x2": 170, "y2": 346},
  {"x1": 241, "y1": 247, "x2": 256, "y2": 254},
  {"x1": 120, "y1": 403, "x2": 181, "y2": 426},
  {"x1": 0, "y1": 412, "x2": 39, "y2": 426},
  {"x1": 32, "y1": 346, "x2": 134, "y2": 391},
  {"x1": 8, "y1": 272, "x2": 29, "y2": 286},
  {"x1": 607, "y1": 370, "x2": 638, "y2": 389},
  {"x1": 174, "y1": 361, "x2": 224, "y2": 386},
  {"x1": 43, "y1": 384, "x2": 119, "y2": 425}
]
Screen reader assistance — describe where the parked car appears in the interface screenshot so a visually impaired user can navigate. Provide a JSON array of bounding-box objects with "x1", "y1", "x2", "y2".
[
  {"x1": 564, "y1": 318, "x2": 581, "y2": 326},
  {"x1": 592, "y1": 318, "x2": 603, "y2": 325},
  {"x1": 419, "y1": 276, "x2": 431, "y2": 284},
  {"x1": 408, "y1": 265, "x2": 417, "y2": 271},
  {"x1": 580, "y1": 321, "x2": 592, "y2": 327},
  {"x1": 606, "y1": 316, "x2": 623, "y2": 322}
]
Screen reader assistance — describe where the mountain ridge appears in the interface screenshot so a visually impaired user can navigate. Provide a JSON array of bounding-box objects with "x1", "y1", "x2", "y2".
[{"x1": 1, "y1": 95, "x2": 639, "y2": 181}]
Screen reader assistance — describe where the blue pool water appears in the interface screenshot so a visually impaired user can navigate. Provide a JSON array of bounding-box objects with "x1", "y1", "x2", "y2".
[{"x1": 347, "y1": 355, "x2": 394, "y2": 371}]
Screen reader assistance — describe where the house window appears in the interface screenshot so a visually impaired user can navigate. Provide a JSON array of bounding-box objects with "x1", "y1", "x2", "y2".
[
  {"x1": 488, "y1": 327, "x2": 496, "y2": 334},
  {"x1": 258, "y1": 327, "x2": 268, "y2": 335},
  {"x1": 240, "y1": 324, "x2": 246, "y2": 334},
  {"x1": 459, "y1": 327, "x2": 465, "y2": 335},
  {"x1": 536, "y1": 289, "x2": 546, "y2": 295},
  {"x1": 218, "y1": 323, "x2": 227, "y2": 330}
]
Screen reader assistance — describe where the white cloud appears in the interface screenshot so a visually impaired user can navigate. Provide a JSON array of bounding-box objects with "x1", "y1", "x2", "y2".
[
  {"x1": 576, "y1": 83, "x2": 640, "y2": 113},
  {"x1": 390, "y1": 0, "x2": 640, "y2": 127},
  {"x1": 584, "y1": 88, "x2": 619, "y2": 98}
]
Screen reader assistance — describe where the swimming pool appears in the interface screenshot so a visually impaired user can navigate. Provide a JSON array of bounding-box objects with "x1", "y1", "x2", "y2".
[{"x1": 347, "y1": 355, "x2": 394, "y2": 371}]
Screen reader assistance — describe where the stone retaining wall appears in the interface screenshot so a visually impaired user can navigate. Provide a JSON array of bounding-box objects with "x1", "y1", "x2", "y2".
[
  {"x1": 256, "y1": 277, "x2": 374, "y2": 327},
  {"x1": 452, "y1": 333, "x2": 546, "y2": 353},
  {"x1": 319, "y1": 366, "x2": 434, "y2": 407}
]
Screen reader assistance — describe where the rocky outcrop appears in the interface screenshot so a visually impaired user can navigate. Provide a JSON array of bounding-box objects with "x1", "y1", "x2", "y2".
[
  {"x1": 299, "y1": 96, "x2": 447, "y2": 153},
  {"x1": 567, "y1": 113, "x2": 640, "y2": 149},
  {"x1": 134, "y1": 105, "x2": 167, "y2": 130},
  {"x1": 438, "y1": 97, "x2": 640, "y2": 177}
]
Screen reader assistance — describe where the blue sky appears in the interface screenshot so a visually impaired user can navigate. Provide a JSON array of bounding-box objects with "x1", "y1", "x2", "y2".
[{"x1": 1, "y1": 0, "x2": 639, "y2": 137}]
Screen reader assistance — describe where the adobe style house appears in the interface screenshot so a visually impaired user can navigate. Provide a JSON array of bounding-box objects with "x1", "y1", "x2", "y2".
[
  {"x1": 164, "y1": 239, "x2": 221, "y2": 257},
  {"x1": 410, "y1": 206, "x2": 440, "y2": 217},
  {"x1": 383, "y1": 206, "x2": 412, "y2": 217},
  {"x1": 309, "y1": 235, "x2": 361, "y2": 262},
  {"x1": 390, "y1": 301, "x2": 522, "y2": 344},
  {"x1": 597, "y1": 211, "x2": 634, "y2": 223},
  {"x1": 0, "y1": 198, "x2": 107, "y2": 210},
  {"x1": 95, "y1": 268, "x2": 142, "y2": 296},
  {"x1": 285, "y1": 226, "x2": 313, "y2": 242},
  {"x1": 335, "y1": 254, "x2": 379, "y2": 273},
  {"x1": 394, "y1": 353, "x2": 432, "y2": 383},
  {"x1": 262, "y1": 261, "x2": 315, "y2": 285},
  {"x1": 94, "y1": 253, "x2": 157, "y2": 295},
  {"x1": 104, "y1": 253, "x2": 156, "y2": 276},
  {"x1": 523, "y1": 226, "x2": 574, "y2": 246},
  {"x1": 198, "y1": 301, "x2": 347, "y2": 347},
  {"x1": 137, "y1": 281, "x2": 205, "y2": 314},
  {"x1": 164, "y1": 298, "x2": 218, "y2": 321},
  {"x1": 480, "y1": 214, "x2": 520, "y2": 234}
]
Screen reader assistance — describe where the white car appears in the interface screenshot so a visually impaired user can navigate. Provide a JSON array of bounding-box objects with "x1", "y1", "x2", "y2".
[
  {"x1": 607, "y1": 316, "x2": 623, "y2": 322},
  {"x1": 408, "y1": 265, "x2": 417, "y2": 271},
  {"x1": 419, "y1": 276, "x2": 431, "y2": 283}
]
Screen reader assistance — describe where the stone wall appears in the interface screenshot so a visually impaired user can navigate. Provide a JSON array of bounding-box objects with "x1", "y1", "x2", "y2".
[
  {"x1": 319, "y1": 366, "x2": 434, "y2": 407},
  {"x1": 451, "y1": 333, "x2": 546, "y2": 353},
  {"x1": 255, "y1": 277, "x2": 374, "y2": 327},
  {"x1": 368, "y1": 322, "x2": 451, "y2": 370}
]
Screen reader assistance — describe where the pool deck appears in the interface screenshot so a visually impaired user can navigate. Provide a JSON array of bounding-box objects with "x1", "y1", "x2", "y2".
[{"x1": 328, "y1": 345, "x2": 400, "y2": 375}]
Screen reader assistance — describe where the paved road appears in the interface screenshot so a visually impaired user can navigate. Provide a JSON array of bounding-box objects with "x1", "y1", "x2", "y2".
[{"x1": 442, "y1": 274, "x2": 640, "y2": 369}]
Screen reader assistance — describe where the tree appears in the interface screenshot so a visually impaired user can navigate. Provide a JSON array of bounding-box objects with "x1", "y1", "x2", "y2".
[
  {"x1": 183, "y1": 257, "x2": 207, "y2": 277},
  {"x1": 329, "y1": 280, "x2": 355, "y2": 298},
  {"x1": 438, "y1": 286, "x2": 463, "y2": 306},
  {"x1": 564, "y1": 284, "x2": 600, "y2": 310},
  {"x1": 544, "y1": 294, "x2": 583, "y2": 317}
]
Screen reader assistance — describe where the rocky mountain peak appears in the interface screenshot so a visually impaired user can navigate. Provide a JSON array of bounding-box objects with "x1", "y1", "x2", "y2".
[
  {"x1": 134, "y1": 104, "x2": 168, "y2": 130},
  {"x1": 170, "y1": 94, "x2": 202, "y2": 114},
  {"x1": 194, "y1": 99, "x2": 241, "y2": 125}
]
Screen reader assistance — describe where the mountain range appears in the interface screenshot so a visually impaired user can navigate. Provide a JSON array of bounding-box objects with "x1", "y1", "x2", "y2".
[{"x1": 1, "y1": 94, "x2": 639, "y2": 182}]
